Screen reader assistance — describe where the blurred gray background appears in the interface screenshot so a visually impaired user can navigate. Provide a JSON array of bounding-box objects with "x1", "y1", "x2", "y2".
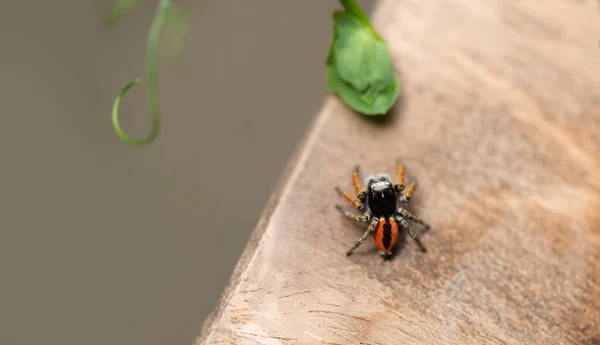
[{"x1": 0, "y1": 1, "x2": 374, "y2": 345}]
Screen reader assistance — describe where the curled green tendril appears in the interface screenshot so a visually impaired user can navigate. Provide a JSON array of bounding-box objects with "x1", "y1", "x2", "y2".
[{"x1": 111, "y1": 0, "x2": 171, "y2": 146}]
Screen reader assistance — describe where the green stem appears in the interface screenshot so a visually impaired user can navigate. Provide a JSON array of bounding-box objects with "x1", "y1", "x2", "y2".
[
  {"x1": 106, "y1": 0, "x2": 136, "y2": 26},
  {"x1": 339, "y1": 0, "x2": 370, "y2": 25},
  {"x1": 111, "y1": 0, "x2": 171, "y2": 147}
]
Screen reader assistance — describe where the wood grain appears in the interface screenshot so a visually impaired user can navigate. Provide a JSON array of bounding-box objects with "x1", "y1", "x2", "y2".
[{"x1": 195, "y1": 0, "x2": 600, "y2": 344}]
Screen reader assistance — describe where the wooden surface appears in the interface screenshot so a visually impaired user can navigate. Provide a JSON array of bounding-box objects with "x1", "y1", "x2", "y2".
[{"x1": 196, "y1": 0, "x2": 600, "y2": 344}]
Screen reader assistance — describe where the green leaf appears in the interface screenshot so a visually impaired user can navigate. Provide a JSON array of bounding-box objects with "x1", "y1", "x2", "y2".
[
  {"x1": 332, "y1": 13, "x2": 394, "y2": 93},
  {"x1": 339, "y1": 0, "x2": 371, "y2": 26},
  {"x1": 327, "y1": 65, "x2": 398, "y2": 115},
  {"x1": 326, "y1": 1, "x2": 399, "y2": 116},
  {"x1": 325, "y1": 11, "x2": 345, "y2": 66}
]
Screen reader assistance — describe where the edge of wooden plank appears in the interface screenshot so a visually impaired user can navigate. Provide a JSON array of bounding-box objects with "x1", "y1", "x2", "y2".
[{"x1": 193, "y1": 96, "x2": 335, "y2": 344}]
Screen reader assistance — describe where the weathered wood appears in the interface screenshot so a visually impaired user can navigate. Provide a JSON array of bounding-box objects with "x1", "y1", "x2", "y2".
[{"x1": 196, "y1": 0, "x2": 600, "y2": 344}]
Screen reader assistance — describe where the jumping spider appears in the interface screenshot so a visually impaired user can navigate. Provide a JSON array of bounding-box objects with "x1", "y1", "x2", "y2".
[{"x1": 335, "y1": 162, "x2": 430, "y2": 258}]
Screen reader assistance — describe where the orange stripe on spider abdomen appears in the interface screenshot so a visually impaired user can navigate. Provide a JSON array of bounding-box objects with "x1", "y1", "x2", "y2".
[{"x1": 374, "y1": 217, "x2": 399, "y2": 253}]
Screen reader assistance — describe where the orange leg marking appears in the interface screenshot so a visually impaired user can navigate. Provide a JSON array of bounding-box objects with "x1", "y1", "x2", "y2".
[
  {"x1": 352, "y1": 171, "x2": 363, "y2": 197},
  {"x1": 336, "y1": 187, "x2": 364, "y2": 211},
  {"x1": 352, "y1": 166, "x2": 366, "y2": 201},
  {"x1": 406, "y1": 181, "x2": 416, "y2": 198},
  {"x1": 343, "y1": 191, "x2": 364, "y2": 211},
  {"x1": 397, "y1": 164, "x2": 405, "y2": 188},
  {"x1": 335, "y1": 204, "x2": 370, "y2": 223},
  {"x1": 399, "y1": 181, "x2": 416, "y2": 203}
]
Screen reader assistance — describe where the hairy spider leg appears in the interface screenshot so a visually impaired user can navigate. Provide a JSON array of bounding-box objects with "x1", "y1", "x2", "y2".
[
  {"x1": 398, "y1": 181, "x2": 416, "y2": 203},
  {"x1": 397, "y1": 216, "x2": 427, "y2": 252},
  {"x1": 395, "y1": 162, "x2": 406, "y2": 192},
  {"x1": 335, "y1": 165, "x2": 368, "y2": 211},
  {"x1": 335, "y1": 186, "x2": 365, "y2": 211},
  {"x1": 335, "y1": 204, "x2": 370, "y2": 223},
  {"x1": 352, "y1": 166, "x2": 367, "y2": 201},
  {"x1": 398, "y1": 216, "x2": 419, "y2": 240},
  {"x1": 346, "y1": 218, "x2": 379, "y2": 256},
  {"x1": 397, "y1": 207, "x2": 430, "y2": 229}
]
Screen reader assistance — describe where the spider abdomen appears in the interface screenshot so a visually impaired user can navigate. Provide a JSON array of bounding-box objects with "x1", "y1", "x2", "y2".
[{"x1": 374, "y1": 217, "x2": 399, "y2": 254}]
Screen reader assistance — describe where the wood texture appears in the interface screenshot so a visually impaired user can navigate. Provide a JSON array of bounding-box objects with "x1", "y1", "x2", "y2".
[{"x1": 196, "y1": 0, "x2": 600, "y2": 344}]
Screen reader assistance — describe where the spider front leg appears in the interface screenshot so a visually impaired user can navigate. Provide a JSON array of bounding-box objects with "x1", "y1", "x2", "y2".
[
  {"x1": 335, "y1": 165, "x2": 367, "y2": 211},
  {"x1": 346, "y1": 218, "x2": 379, "y2": 256},
  {"x1": 335, "y1": 204, "x2": 371, "y2": 223},
  {"x1": 398, "y1": 181, "x2": 416, "y2": 203},
  {"x1": 397, "y1": 207, "x2": 430, "y2": 230},
  {"x1": 335, "y1": 186, "x2": 365, "y2": 211},
  {"x1": 394, "y1": 162, "x2": 406, "y2": 193},
  {"x1": 352, "y1": 165, "x2": 367, "y2": 202}
]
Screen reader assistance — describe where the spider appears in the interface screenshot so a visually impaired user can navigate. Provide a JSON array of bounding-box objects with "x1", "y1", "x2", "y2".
[{"x1": 335, "y1": 162, "x2": 430, "y2": 258}]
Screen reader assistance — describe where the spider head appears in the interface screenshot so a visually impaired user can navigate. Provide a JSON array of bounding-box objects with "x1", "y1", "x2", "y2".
[
  {"x1": 365, "y1": 173, "x2": 392, "y2": 192},
  {"x1": 365, "y1": 173, "x2": 396, "y2": 217}
]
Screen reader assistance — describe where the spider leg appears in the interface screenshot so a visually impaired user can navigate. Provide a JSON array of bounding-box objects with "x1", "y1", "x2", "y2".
[
  {"x1": 394, "y1": 161, "x2": 406, "y2": 193},
  {"x1": 346, "y1": 218, "x2": 379, "y2": 256},
  {"x1": 398, "y1": 181, "x2": 416, "y2": 203},
  {"x1": 335, "y1": 204, "x2": 370, "y2": 223},
  {"x1": 352, "y1": 165, "x2": 367, "y2": 202},
  {"x1": 335, "y1": 186, "x2": 365, "y2": 211},
  {"x1": 396, "y1": 216, "x2": 427, "y2": 252},
  {"x1": 397, "y1": 207, "x2": 430, "y2": 230}
]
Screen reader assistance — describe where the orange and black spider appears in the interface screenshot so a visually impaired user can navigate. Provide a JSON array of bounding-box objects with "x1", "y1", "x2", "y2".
[{"x1": 335, "y1": 162, "x2": 430, "y2": 258}]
